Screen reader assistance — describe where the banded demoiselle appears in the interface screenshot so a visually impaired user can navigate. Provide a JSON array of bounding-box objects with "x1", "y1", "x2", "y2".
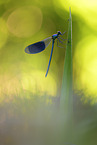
[{"x1": 25, "y1": 31, "x2": 66, "y2": 77}]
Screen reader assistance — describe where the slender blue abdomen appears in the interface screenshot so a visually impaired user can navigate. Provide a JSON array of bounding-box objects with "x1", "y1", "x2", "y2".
[{"x1": 45, "y1": 39, "x2": 55, "y2": 77}]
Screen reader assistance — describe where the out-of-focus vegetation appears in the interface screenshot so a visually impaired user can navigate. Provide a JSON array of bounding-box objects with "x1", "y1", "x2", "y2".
[
  {"x1": 0, "y1": 0, "x2": 97, "y2": 145},
  {"x1": 60, "y1": 8, "x2": 73, "y2": 143}
]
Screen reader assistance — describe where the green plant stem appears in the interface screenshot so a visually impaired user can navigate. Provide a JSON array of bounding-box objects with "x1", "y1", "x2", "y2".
[
  {"x1": 60, "y1": 7, "x2": 72, "y2": 112},
  {"x1": 60, "y1": 7, "x2": 73, "y2": 143}
]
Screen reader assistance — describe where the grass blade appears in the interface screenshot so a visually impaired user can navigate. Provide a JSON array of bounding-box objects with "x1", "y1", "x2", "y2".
[
  {"x1": 59, "y1": 7, "x2": 73, "y2": 144},
  {"x1": 60, "y1": 7, "x2": 73, "y2": 111}
]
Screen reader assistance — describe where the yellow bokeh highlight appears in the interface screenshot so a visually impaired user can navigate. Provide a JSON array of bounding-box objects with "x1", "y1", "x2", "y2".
[
  {"x1": 0, "y1": 18, "x2": 8, "y2": 49},
  {"x1": 0, "y1": 70, "x2": 57, "y2": 103},
  {"x1": 0, "y1": 0, "x2": 10, "y2": 5},
  {"x1": 0, "y1": 74, "x2": 22, "y2": 103},
  {"x1": 74, "y1": 35, "x2": 97, "y2": 103},
  {"x1": 7, "y1": 6, "x2": 43, "y2": 38},
  {"x1": 54, "y1": 0, "x2": 97, "y2": 31},
  {"x1": 21, "y1": 70, "x2": 57, "y2": 97},
  {"x1": 59, "y1": 0, "x2": 97, "y2": 11}
]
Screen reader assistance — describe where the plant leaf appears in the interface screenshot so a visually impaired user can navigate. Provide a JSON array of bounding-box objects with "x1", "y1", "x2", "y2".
[{"x1": 60, "y1": 7, "x2": 73, "y2": 112}]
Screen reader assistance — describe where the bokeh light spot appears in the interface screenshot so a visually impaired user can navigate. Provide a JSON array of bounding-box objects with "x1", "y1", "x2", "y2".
[
  {"x1": 0, "y1": 0, "x2": 10, "y2": 5},
  {"x1": 54, "y1": 0, "x2": 97, "y2": 31},
  {"x1": 21, "y1": 70, "x2": 57, "y2": 97},
  {"x1": 0, "y1": 70, "x2": 57, "y2": 103},
  {"x1": 0, "y1": 74, "x2": 22, "y2": 103},
  {"x1": 59, "y1": 0, "x2": 97, "y2": 12},
  {"x1": 74, "y1": 35, "x2": 97, "y2": 103},
  {"x1": 7, "y1": 6, "x2": 43, "y2": 38}
]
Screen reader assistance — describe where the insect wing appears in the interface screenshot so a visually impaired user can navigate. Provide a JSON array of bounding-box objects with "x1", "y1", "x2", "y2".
[{"x1": 25, "y1": 37, "x2": 52, "y2": 54}]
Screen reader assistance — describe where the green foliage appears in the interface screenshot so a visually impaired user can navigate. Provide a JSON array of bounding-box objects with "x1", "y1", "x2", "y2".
[
  {"x1": 60, "y1": 7, "x2": 73, "y2": 111},
  {"x1": 59, "y1": 7, "x2": 73, "y2": 144}
]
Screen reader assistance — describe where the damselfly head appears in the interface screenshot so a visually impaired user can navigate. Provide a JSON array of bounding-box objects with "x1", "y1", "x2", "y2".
[{"x1": 57, "y1": 31, "x2": 62, "y2": 35}]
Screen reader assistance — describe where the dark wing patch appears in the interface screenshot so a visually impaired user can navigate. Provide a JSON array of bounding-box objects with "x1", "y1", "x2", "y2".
[{"x1": 25, "y1": 41, "x2": 45, "y2": 54}]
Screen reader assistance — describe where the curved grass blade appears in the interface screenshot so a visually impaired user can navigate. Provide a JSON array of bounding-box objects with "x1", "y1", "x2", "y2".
[
  {"x1": 60, "y1": 7, "x2": 73, "y2": 143},
  {"x1": 60, "y1": 7, "x2": 72, "y2": 112}
]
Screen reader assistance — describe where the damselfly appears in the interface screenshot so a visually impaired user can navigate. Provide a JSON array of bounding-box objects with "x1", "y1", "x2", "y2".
[{"x1": 25, "y1": 31, "x2": 66, "y2": 77}]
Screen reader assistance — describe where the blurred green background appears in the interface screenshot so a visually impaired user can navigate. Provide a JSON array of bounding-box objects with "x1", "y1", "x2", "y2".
[{"x1": 0, "y1": 0, "x2": 97, "y2": 145}]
